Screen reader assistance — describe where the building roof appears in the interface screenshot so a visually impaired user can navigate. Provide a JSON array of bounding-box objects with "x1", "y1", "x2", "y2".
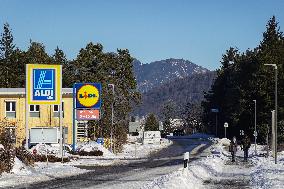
[{"x1": 0, "y1": 88, "x2": 73, "y2": 95}]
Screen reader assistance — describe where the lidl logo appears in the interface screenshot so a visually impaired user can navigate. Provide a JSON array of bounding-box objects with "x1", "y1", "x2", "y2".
[{"x1": 75, "y1": 83, "x2": 101, "y2": 109}]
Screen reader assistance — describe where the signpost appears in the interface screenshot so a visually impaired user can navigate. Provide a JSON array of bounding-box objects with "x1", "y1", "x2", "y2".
[
  {"x1": 73, "y1": 83, "x2": 102, "y2": 151},
  {"x1": 211, "y1": 108, "x2": 219, "y2": 136},
  {"x1": 26, "y1": 64, "x2": 62, "y2": 155},
  {"x1": 224, "y1": 122, "x2": 228, "y2": 138}
]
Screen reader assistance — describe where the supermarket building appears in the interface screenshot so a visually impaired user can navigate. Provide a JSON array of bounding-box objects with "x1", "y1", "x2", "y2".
[{"x1": 0, "y1": 88, "x2": 88, "y2": 147}]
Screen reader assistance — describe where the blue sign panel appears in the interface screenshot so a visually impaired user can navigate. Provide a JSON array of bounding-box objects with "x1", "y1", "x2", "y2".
[
  {"x1": 74, "y1": 83, "x2": 102, "y2": 109},
  {"x1": 33, "y1": 69, "x2": 56, "y2": 101},
  {"x1": 211, "y1": 108, "x2": 219, "y2": 113}
]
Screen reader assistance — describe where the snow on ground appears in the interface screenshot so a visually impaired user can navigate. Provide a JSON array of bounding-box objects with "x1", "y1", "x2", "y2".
[
  {"x1": 0, "y1": 157, "x2": 87, "y2": 188},
  {"x1": 0, "y1": 136, "x2": 172, "y2": 188},
  {"x1": 144, "y1": 137, "x2": 284, "y2": 189}
]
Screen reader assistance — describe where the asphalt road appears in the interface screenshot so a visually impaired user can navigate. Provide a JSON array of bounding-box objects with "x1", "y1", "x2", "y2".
[{"x1": 10, "y1": 138, "x2": 211, "y2": 189}]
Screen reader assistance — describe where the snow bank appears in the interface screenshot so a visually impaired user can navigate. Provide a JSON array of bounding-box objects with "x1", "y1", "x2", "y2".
[
  {"x1": 30, "y1": 143, "x2": 61, "y2": 156},
  {"x1": 143, "y1": 168, "x2": 202, "y2": 189},
  {"x1": 77, "y1": 141, "x2": 114, "y2": 157},
  {"x1": 145, "y1": 138, "x2": 284, "y2": 189},
  {"x1": 10, "y1": 157, "x2": 32, "y2": 175}
]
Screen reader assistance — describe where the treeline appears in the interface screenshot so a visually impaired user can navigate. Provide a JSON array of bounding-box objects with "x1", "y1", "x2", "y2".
[
  {"x1": 0, "y1": 23, "x2": 140, "y2": 151},
  {"x1": 202, "y1": 16, "x2": 284, "y2": 144}
]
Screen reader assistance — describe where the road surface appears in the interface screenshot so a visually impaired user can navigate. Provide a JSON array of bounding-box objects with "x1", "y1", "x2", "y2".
[{"x1": 9, "y1": 137, "x2": 211, "y2": 189}]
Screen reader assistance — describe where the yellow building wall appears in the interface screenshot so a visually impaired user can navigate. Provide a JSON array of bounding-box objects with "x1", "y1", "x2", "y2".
[{"x1": 0, "y1": 95, "x2": 74, "y2": 146}]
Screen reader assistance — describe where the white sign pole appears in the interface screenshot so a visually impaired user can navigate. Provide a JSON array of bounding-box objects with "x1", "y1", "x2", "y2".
[{"x1": 224, "y1": 122, "x2": 228, "y2": 139}]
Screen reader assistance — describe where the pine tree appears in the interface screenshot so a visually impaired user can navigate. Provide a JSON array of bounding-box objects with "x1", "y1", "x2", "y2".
[
  {"x1": 52, "y1": 47, "x2": 74, "y2": 87},
  {"x1": 162, "y1": 101, "x2": 176, "y2": 135},
  {"x1": 0, "y1": 23, "x2": 16, "y2": 87},
  {"x1": 144, "y1": 113, "x2": 159, "y2": 131}
]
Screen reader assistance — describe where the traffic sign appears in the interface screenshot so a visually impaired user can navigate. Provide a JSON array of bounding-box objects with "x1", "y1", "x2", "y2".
[
  {"x1": 211, "y1": 108, "x2": 219, "y2": 113},
  {"x1": 75, "y1": 83, "x2": 102, "y2": 109},
  {"x1": 26, "y1": 64, "x2": 62, "y2": 104},
  {"x1": 224, "y1": 122, "x2": 228, "y2": 128}
]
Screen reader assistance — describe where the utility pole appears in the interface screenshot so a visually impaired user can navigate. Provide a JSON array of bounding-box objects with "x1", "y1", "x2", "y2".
[
  {"x1": 108, "y1": 84, "x2": 115, "y2": 153},
  {"x1": 253, "y1": 100, "x2": 257, "y2": 155},
  {"x1": 264, "y1": 64, "x2": 277, "y2": 164}
]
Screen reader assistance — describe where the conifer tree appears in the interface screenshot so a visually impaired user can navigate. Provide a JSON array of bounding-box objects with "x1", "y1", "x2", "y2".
[
  {"x1": 144, "y1": 113, "x2": 159, "y2": 131},
  {"x1": 0, "y1": 23, "x2": 16, "y2": 87}
]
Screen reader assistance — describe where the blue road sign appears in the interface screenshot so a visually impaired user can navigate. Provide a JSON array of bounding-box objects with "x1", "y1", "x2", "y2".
[
  {"x1": 33, "y1": 69, "x2": 56, "y2": 101},
  {"x1": 211, "y1": 108, "x2": 219, "y2": 113}
]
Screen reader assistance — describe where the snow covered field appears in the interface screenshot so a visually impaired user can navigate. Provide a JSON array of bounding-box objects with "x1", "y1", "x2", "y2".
[
  {"x1": 144, "y1": 137, "x2": 284, "y2": 189},
  {"x1": 0, "y1": 136, "x2": 172, "y2": 188}
]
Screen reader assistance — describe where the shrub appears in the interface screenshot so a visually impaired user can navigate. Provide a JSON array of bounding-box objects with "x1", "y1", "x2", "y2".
[{"x1": 33, "y1": 154, "x2": 70, "y2": 162}]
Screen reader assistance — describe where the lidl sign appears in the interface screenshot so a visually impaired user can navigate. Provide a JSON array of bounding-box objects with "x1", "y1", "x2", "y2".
[
  {"x1": 75, "y1": 83, "x2": 101, "y2": 109},
  {"x1": 26, "y1": 64, "x2": 62, "y2": 104}
]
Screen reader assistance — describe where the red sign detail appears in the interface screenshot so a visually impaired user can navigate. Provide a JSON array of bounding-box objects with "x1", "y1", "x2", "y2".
[{"x1": 76, "y1": 109, "x2": 100, "y2": 120}]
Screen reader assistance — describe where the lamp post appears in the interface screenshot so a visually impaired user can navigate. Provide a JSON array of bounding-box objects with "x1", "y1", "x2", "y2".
[
  {"x1": 108, "y1": 84, "x2": 115, "y2": 153},
  {"x1": 253, "y1": 100, "x2": 257, "y2": 155},
  {"x1": 264, "y1": 64, "x2": 277, "y2": 164}
]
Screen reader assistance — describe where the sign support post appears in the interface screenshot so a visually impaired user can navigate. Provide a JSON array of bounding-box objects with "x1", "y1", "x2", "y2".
[
  {"x1": 25, "y1": 66, "x2": 29, "y2": 149},
  {"x1": 72, "y1": 84, "x2": 76, "y2": 152},
  {"x1": 224, "y1": 122, "x2": 228, "y2": 138},
  {"x1": 59, "y1": 67, "x2": 63, "y2": 160}
]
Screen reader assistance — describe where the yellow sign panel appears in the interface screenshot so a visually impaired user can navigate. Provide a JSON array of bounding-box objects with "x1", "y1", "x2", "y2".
[
  {"x1": 77, "y1": 84, "x2": 100, "y2": 107},
  {"x1": 26, "y1": 64, "x2": 62, "y2": 105}
]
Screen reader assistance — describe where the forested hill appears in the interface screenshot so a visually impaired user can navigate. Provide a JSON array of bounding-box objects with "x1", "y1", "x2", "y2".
[
  {"x1": 133, "y1": 71, "x2": 216, "y2": 117},
  {"x1": 133, "y1": 58, "x2": 209, "y2": 93}
]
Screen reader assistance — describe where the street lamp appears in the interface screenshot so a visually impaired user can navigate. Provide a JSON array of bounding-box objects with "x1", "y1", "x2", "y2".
[
  {"x1": 108, "y1": 84, "x2": 115, "y2": 153},
  {"x1": 264, "y1": 64, "x2": 277, "y2": 164},
  {"x1": 253, "y1": 100, "x2": 257, "y2": 155}
]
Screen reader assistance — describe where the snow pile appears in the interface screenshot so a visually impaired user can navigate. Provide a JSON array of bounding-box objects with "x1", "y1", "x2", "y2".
[
  {"x1": 249, "y1": 146, "x2": 284, "y2": 188},
  {"x1": 10, "y1": 157, "x2": 32, "y2": 175},
  {"x1": 76, "y1": 141, "x2": 114, "y2": 157},
  {"x1": 30, "y1": 143, "x2": 60, "y2": 156},
  {"x1": 0, "y1": 156, "x2": 88, "y2": 188},
  {"x1": 143, "y1": 168, "x2": 202, "y2": 189}
]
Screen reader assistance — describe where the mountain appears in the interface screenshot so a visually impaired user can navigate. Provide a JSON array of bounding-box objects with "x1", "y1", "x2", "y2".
[
  {"x1": 133, "y1": 71, "x2": 216, "y2": 117},
  {"x1": 133, "y1": 58, "x2": 209, "y2": 93}
]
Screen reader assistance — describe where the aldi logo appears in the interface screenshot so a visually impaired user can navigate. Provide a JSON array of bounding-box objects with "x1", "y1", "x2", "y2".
[
  {"x1": 33, "y1": 69, "x2": 55, "y2": 100},
  {"x1": 26, "y1": 64, "x2": 62, "y2": 105}
]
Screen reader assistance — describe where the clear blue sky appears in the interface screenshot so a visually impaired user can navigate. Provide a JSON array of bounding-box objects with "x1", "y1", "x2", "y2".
[{"x1": 0, "y1": 0, "x2": 283, "y2": 70}]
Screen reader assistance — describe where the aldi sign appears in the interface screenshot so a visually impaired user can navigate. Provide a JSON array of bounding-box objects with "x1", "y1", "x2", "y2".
[{"x1": 26, "y1": 64, "x2": 62, "y2": 104}]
